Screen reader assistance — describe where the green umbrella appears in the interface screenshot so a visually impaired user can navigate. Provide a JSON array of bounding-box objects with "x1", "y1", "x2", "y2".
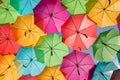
[
  {"x1": 93, "y1": 29, "x2": 120, "y2": 62},
  {"x1": 0, "y1": 2, "x2": 19, "y2": 24},
  {"x1": 35, "y1": 34, "x2": 69, "y2": 67},
  {"x1": 61, "y1": 0, "x2": 89, "y2": 14}
]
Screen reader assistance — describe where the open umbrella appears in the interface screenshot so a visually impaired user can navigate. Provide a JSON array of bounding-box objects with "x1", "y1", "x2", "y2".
[
  {"x1": 92, "y1": 62, "x2": 119, "y2": 80},
  {"x1": 110, "y1": 69, "x2": 120, "y2": 80},
  {"x1": 61, "y1": 0, "x2": 89, "y2": 14},
  {"x1": 15, "y1": 47, "x2": 45, "y2": 76},
  {"x1": 0, "y1": 2, "x2": 19, "y2": 24},
  {"x1": 20, "y1": 76, "x2": 37, "y2": 80},
  {"x1": 35, "y1": 34, "x2": 69, "y2": 66},
  {"x1": 62, "y1": 14, "x2": 97, "y2": 50},
  {"x1": 12, "y1": 14, "x2": 45, "y2": 47},
  {"x1": 60, "y1": 51, "x2": 95, "y2": 80},
  {"x1": 37, "y1": 66, "x2": 65, "y2": 80},
  {"x1": 0, "y1": 55, "x2": 22, "y2": 80},
  {"x1": 0, "y1": 24, "x2": 20, "y2": 55},
  {"x1": 88, "y1": 0, "x2": 120, "y2": 27},
  {"x1": 34, "y1": 0, "x2": 69, "y2": 33},
  {"x1": 10, "y1": 0, "x2": 40, "y2": 15},
  {"x1": 93, "y1": 29, "x2": 120, "y2": 62}
]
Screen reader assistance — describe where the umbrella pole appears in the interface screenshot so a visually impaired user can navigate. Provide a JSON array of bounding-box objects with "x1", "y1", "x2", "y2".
[
  {"x1": 0, "y1": 65, "x2": 11, "y2": 76},
  {"x1": 100, "y1": 72, "x2": 108, "y2": 80},
  {"x1": 23, "y1": 59, "x2": 33, "y2": 68}
]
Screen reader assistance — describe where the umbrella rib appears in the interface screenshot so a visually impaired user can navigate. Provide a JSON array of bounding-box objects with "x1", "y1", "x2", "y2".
[
  {"x1": 8, "y1": 10, "x2": 15, "y2": 22},
  {"x1": 54, "y1": 9, "x2": 66, "y2": 15},
  {"x1": 71, "y1": 17, "x2": 78, "y2": 31},
  {"x1": 45, "y1": 18, "x2": 51, "y2": 32},
  {"x1": 73, "y1": 1, "x2": 77, "y2": 14},
  {"x1": 78, "y1": 55, "x2": 88, "y2": 64},
  {"x1": 3, "y1": 41, "x2": 9, "y2": 54},
  {"x1": 32, "y1": 0, "x2": 39, "y2": 4},
  {"x1": 64, "y1": 58, "x2": 76, "y2": 65},
  {"x1": 78, "y1": 0, "x2": 86, "y2": 12},
  {"x1": 90, "y1": 10, "x2": 103, "y2": 18},
  {"x1": 62, "y1": 0, "x2": 74, "y2": 4},
  {"x1": 44, "y1": 38, "x2": 52, "y2": 48},
  {"x1": 45, "y1": 0, "x2": 51, "y2": 14},
  {"x1": 53, "y1": 42, "x2": 61, "y2": 47},
  {"x1": 53, "y1": 48, "x2": 68, "y2": 53},
  {"x1": 62, "y1": 65, "x2": 75, "y2": 69},
  {"x1": 53, "y1": 50, "x2": 61, "y2": 62},
  {"x1": 67, "y1": 67, "x2": 76, "y2": 80},
  {"x1": 51, "y1": 18, "x2": 59, "y2": 31},
  {"x1": 21, "y1": 1, "x2": 29, "y2": 14},
  {"x1": 33, "y1": 62, "x2": 41, "y2": 72},
  {"x1": 53, "y1": 16, "x2": 66, "y2": 22},
  {"x1": 19, "y1": 18, "x2": 30, "y2": 30},
  {"x1": 98, "y1": 1, "x2": 104, "y2": 8}
]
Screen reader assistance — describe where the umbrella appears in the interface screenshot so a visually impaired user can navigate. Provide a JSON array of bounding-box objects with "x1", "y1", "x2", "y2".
[
  {"x1": 62, "y1": 14, "x2": 97, "y2": 50},
  {"x1": 61, "y1": 0, "x2": 89, "y2": 14},
  {"x1": 88, "y1": 0, "x2": 120, "y2": 27},
  {"x1": 37, "y1": 66, "x2": 65, "y2": 80},
  {"x1": 60, "y1": 51, "x2": 95, "y2": 80},
  {"x1": 19, "y1": 76, "x2": 37, "y2": 80},
  {"x1": 110, "y1": 69, "x2": 120, "y2": 80},
  {"x1": 93, "y1": 29, "x2": 120, "y2": 62},
  {"x1": 34, "y1": 0, "x2": 69, "y2": 33},
  {"x1": 92, "y1": 62, "x2": 119, "y2": 80},
  {"x1": 0, "y1": 2, "x2": 19, "y2": 24},
  {"x1": 12, "y1": 14, "x2": 45, "y2": 47},
  {"x1": 35, "y1": 34, "x2": 69, "y2": 66},
  {"x1": 10, "y1": 0, "x2": 40, "y2": 15},
  {"x1": 0, "y1": 24, "x2": 20, "y2": 55},
  {"x1": 15, "y1": 47, "x2": 45, "y2": 76},
  {"x1": 0, "y1": 55, "x2": 22, "y2": 80}
]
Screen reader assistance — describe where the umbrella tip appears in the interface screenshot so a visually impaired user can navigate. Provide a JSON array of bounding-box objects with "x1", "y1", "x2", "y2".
[
  {"x1": 51, "y1": 76, "x2": 54, "y2": 80},
  {"x1": 5, "y1": 8, "x2": 9, "y2": 11},
  {"x1": 50, "y1": 13, "x2": 53, "y2": 17},
  {"x1": 6, "y1": 37, "x2": 10, "y2": 40}
]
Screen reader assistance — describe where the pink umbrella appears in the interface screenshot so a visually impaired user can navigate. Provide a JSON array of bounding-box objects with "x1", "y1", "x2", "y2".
[
  {"x1": 34, "y1": 0, "x2": 69, "y2": 33},
  {"x1": 60, "y1": 51, "x2": 95, "y2": 80},
  {"x1": 19, "y1": 76, "x2": 37, "y2": 80}
]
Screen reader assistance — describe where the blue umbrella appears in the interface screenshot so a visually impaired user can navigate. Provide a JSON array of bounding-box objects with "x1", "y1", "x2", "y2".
[
  {"x1": 92, "y1": 62, "x2": 119, "y2": 80},
  {"x1": 15, "y1": 47, "x2": 45, "y2": 76}
]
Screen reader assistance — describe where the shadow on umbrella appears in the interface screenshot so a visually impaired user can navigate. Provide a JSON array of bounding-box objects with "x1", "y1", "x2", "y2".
[{"x1": 88, "y1": 65, "x2": 96, "y2": 80}]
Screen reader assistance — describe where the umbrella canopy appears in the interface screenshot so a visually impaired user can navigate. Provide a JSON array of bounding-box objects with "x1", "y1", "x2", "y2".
[
  {"x1": 93, "y1": 29, "x2": 120, "y2": 62},
  {"x1": 0, "y1": 55, "x2": 22, "y2": 80},
  {"x1": 20, "y1": 76, "x2": 37, "y2": 80},
  {"x1": 60, "y1": 51, "x2": 95, "y2": 80},
  {"x1": 12, "y1": 14, "x2": 45, "y2": 47},
  {"x1": 88, "y1": 0, "x2": 120, "y2": 27},
  {"x1": 34, "y1": 0, "x2": 69, "y2": 33},
  {"x1": 92, "y1": 62, "x2": 119, "y2": 80},
  {"x1": 0, "y1": 24, "x2": 20, "y2": 55},
  {"x1": 61, "y1": 0, "x2": 89, "y2": 14},
  {"x1": 15, "y1": 47, "x2": 45, "y2": 76},
  {"x1": 62, "y1": 14, "x2": 97, "y2": 50},
  {"x1": 37, "y1": 66, "x2": 65, "y2": 80},
  {"x1": 35, "y1": 34, "x2": 69, "y2": 66},
  {"x1": 10, "y1": 0, "x2": 40, "y2": 15},
  {"x1": 110, "y1": 69, "x2": 120, "y2": 80},
  {"x1": 0, "y1": 2, "x2": 19, "y2": 24}
]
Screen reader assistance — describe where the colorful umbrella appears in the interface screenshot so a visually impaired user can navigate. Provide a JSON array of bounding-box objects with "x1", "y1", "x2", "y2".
[
  {"x1": 88, "y1": 0, "x2": 120, "y2": 27},
  {"x1": 0, "y1": 24, "x2": 20, "y2": 55},
  {"x1": 10, "y1": 0, "x2": 40, "y2": 15},
  {"x1": 34, "y1": 0, "x2": 69, "y2": 33},
  {"x1": 0, "y1": 55, "x2": 22, "y2": 80},
  {"x1": 93, "y1": 29, "x2": 120, "y2": 62},
  {"x1": 61, "y1": 0, "x2": 89, "y2": 14},
  {"x1": 110, "y1": 69, "x2": 120, "y2": 80},
  {"x1": 37, "y1": 66, "x2": 65, "y2": 80},
  {"x1": 35, "y1": 34, "x2": 69, "y2": 66},
  {"x1": 12, "y1": 14, "x2": 45, "y2": 47},
  {"x1": 62, "y1": 14, "x2": 97, "y2": 50},
  {"x1": 60, "y1": 51, "x2": 95, "y2": 80},
  {"x1": 0, "y1": 2, "x2": 19, "y2": 24},
  {"x1": 19, "y1": 76, "x2": 37, "y2": 80},
  {"x1": 92, "y1": 62, "x2": 119, "y2": 80},
  {"x1": 15, "y1": 47, "x2": 45, "y2": 76}
]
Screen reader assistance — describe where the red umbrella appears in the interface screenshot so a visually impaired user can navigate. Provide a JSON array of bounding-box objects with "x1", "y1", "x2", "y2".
[
  {"x1": 61, "y1": 14, "x2": 97, "y2": 50},
  {"x1": 60, "y1": 51, "x2": 95, "y2": 80},
  {"x1": 34, "y1": 0, "x2": 69, "y2": 33},
  {"x1": 0, "y1": 24, "x2": 20, "y2": 55},
  {"x1": 19, "y1": 76, "x2": 37, "y2": 80}
]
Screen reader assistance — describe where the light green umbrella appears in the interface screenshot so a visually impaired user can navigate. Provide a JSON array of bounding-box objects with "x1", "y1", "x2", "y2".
[
  {"x1": 61, "y1": 0, "x2": 89, "y2": 14},
  {"x1": 35, "y1": 34, "x2": 69, "y2": 67},
  {"x1": 0, "y1": 2, "x2": 19, "y2": 24},
  {"x1": 93, "y1": 29, "x2": 120, "y2": 62}
]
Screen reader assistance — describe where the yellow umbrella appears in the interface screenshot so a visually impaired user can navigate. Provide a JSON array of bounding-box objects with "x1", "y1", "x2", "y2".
[
  {"x1": 37, "y1": 66, "x2": 65, "y2": 80},
  {"x1": 12, "y1": 14, "x2": 45, "y2": 47},
  {"x1": 88, "y1": 0, "x2": 120, "y2": 27},
  {"x1": 0, "y1": 55, "x2": 22, "y2": 80}
]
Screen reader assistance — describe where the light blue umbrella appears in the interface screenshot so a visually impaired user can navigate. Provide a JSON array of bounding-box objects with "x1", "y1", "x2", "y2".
[
  {"x1": 92, "y1": 62, "x2": 119, "y2": 80},
  {"x1": 15, "y1": 47, "x2": 45, "y2": 76}
]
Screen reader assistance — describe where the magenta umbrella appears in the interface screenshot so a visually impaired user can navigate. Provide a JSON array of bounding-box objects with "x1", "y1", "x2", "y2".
[
  {"x1": 34, "y1": 0, "x2": 69, "y2": 33},
  {"x1": 60, "y1": 51, "x2": 95, "y2": 80}
]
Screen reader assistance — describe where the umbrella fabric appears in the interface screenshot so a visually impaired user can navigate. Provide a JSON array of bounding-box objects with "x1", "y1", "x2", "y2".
[
  {"x1": 88, "y1": 0, "x2": 120, "y2": 27},
  {"x1": 0, "y1": 55, "x2": 22, "y2": 80},
  {"x1": 37, "y1": 66, "x2": 65, "y2": 80},
  {"x1": 92, "y1": 62, "x2": 119, "y2": 80},
  {"x1": 60, "y1": 51, "x2": 95, "y2": 80},
  {"x1": 35, "y1": 34, "x2": 69, "y2": 66},
  {"x1": 93, "y1": 29, "x2": 120, "y2": 62},
  {"x1": 0, "y1": 2, "x2": 19, "y2": 24},
  {"x1": 12, "y1": 14, "x2": 45, "y2": 47},
  {"x1": 15, "y1": 47, "x2": 45, "y2": 76},
  {"x1": 61, "y1": 0, "x2": 89, "y2": 14},
  {"x1": 62, "y1": 14, "x2": 97, "y2": 50},
  {"x1": 0, "y1": 24, "x2": 20, "y2": 55},
  {"x1": 110, "y1": 69, "x2": 120, "y2": 80},
  {"x1": 34, "y1": 0, "x2": 69, "y2": 33},
  {"x1": 20, "y1": 76, "x2": 37, "y2": 80},
  {"x1": 10, "y1": 0, "x2": 40, "y2": 15}
]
